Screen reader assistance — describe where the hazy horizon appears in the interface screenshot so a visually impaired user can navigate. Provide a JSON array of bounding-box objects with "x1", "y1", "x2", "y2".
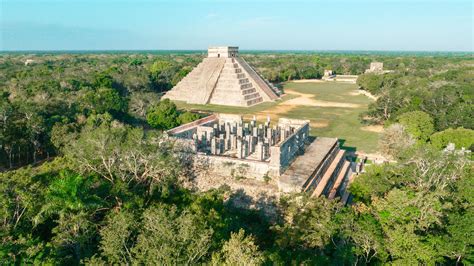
[
  {"x1": 2, "y1": 0, "x2": 473, "y2": 52},
  {"x1": 1, "y1": 49, "x2": 473, "y2": 54}
]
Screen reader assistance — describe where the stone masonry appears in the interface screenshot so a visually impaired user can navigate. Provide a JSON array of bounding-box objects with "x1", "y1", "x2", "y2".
[
  {"x1": 166, "y1": 114, "x2": 353, "y2": 199},
  {"x1": 163, "y1": 46, "x2": 280, "y2": 107},
  {"x1": 365, "y1": 62, "x2": 384, "y2": 73}
]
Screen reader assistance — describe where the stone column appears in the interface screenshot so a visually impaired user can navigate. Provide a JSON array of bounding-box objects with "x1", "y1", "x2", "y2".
[
  {"x1": 218, "y1": 138, "x2": 224, "y2": 154},
  {"x1": 218, "y1": 134, "x2": 225, "y2": 153},
  {"x1": 220, "y1": 123, "x2": 225, "y2": 134},
  {"x1": 280, "y1": 128, "x2": 286, "y2": 141},
  {"x1": 250, "y1": 116, "x2": 256, "y2": 128},
  {"x1": 224, "y1": 137, "x2": 229, "y2": 151},
  {"x1": 237, "y1": 138, "x2": 243, "y2": 159},
  {"x1": 274, "y1": 126, "x2": 280, "y2": 143},
  {"x1": 266, "y1": 128, "x2": 273, "y2": 145},
  {"x1": 191, "y1": 133, "x2": 198, "y2": 152},
  {"x1": 245, "y1": 135, "x2": 252, "y2": 154},
  {"x1": 237, "y1": 125, "x2": 243, "y2": 137},
  {"x1": 256, "y1": 141, "x2": 264, "y2": 161},
  {"x1": 230, "y1": 135, "x2": 237, "y2": 150},
  {"x1": 200, "y1": 134, "x2": 207, "y2": 152},
  {"x1": 211, "y1": 137, "x2": 217, "y2": 155},
  {"x1": 243, "y1": 139, "x2": 249, "y2": 157},
  {"x1": 225, "y1": 123, "x2": 231, "y2": 138},
  {"x1": 213, "y1": 124, "x2": 219, "y2": 136},
  {"x1": 263, "y1": 142, "x2": 270, "y2": 159}
]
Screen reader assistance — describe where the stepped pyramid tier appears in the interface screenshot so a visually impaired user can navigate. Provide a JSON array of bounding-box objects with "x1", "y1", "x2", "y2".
[{"x1": 163, "y1": 46, "x2": 280, "y2": 107}]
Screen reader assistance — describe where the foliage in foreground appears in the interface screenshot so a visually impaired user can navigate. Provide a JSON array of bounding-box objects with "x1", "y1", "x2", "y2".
[{"x1": 1, "y1": 117, "x2": 472, "y2": 264}]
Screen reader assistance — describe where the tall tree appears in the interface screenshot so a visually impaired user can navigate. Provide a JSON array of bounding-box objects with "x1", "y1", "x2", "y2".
[
  {"x1": 212, "y1": 229, "x2": 265, "y2": 266},
  {"x1": 132, "y1": 204, "x2": 213, "y2": 264}
]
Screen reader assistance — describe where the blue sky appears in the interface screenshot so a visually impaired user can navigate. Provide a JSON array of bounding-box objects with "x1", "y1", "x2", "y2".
[{"x1": 1, "y1": 0, "x2": 473, "y2": 51}]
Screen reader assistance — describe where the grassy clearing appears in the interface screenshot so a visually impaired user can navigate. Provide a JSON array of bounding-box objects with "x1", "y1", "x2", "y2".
[
  {"x1": 286, "y1": 82, "x2": 371, "y2": 105},
  {"x1": 281, "y1": 82, "x2": 380, "y2": 152},
  {"x1": 174, "y1": 81, "x2": 381, "y2": 153},
  {"x1": 174, "y1": 94, "x2": 297, "y2": 114}
]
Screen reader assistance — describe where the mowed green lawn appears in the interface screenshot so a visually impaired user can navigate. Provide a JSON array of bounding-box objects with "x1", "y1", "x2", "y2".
[
  {"x1": 174, "y1": 82, "x2": 380, "y2": 153},
  {"x1": 173, "y1": 93, "x2": 297, "y2": 114},
  {"x1": 281, "y1": 82, "x2": 380, "y2": 153}
]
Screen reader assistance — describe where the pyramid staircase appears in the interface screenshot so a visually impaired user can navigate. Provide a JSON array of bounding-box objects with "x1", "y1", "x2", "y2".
[
  {"x1": 278, "y1": 136, "x2": 354, "y2": 201},
  {"x1": 209, "y1": 58, "x2": 263, "y2": 106}
]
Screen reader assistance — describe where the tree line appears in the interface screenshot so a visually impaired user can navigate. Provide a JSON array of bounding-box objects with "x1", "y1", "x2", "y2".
[
  {"x1": 356, "y1": 59, "x2": 473, "y2": 152},
  {"x1": 0, "y1": 54, "x2": 201, "y2": 170}
]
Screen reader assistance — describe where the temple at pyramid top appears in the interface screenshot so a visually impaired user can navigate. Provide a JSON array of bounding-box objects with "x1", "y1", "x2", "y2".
[
  {"x1": 208, "y1": 46, "x2": 239, "y2": 58},
  {"x1": 163, "y1": 46, "x2": 281, "y2": 107}
]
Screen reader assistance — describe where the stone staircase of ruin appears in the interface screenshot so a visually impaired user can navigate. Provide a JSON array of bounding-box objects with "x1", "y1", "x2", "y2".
[
  {"x1": 302, "y1": 143, "x2": 340, "y2": 193},
  {"x1": 339, "y1": 167, "x2": 357, "y2": 204},
  {"x1": 327, "y1": 161, "x2": 351, "y2": 199},
  {"x1": 310, "y1": 149, "x2": 346, "y2": 198},
  {"x1": 209, "y1": 58, "x2": 263, "y2": 106},
  {"x1": 278, "y1": 137, "x2": 339, "y2": 194}
]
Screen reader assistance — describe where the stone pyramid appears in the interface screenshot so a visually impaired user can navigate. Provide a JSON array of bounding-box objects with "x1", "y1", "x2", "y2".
[{"x1": 163, "y1": 46, "x2": 280, "y2": 107}]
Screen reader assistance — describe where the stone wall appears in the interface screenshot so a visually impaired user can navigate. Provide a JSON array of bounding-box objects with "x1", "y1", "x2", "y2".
[
  {"x1": 208, "y1": 46, "x2": 239, "y2": 58},
  {"x1": 270, "y1": 119, "x2": 309, "y2": 174},
  {"x1": 196, "y1": 154, "x2": 279, "y2": 180},
  {"x1": 165, "y1": 114, "x2": 218, "y2": 138},
  {"x1": 365, "y1": 62, "x2": 384, "y2": 73}
]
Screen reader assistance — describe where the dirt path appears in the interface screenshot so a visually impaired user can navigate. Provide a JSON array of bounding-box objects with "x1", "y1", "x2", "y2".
[
  {"x1": 291, "y1": 79, "x2": 326, "y2": 83},
  {"x1": 244, "y1": 89, "x2": 362, "y2": 124},
  {"x1": 284, "y1": 89, "x2": 362, "y2": 108},
  {"x1": 360, "y1": 125, "x2": 384, "y2": 133},
  {"x1": 247, "y1": 89, "x2": 362, "y2": 121},
  {"x1": 349, "y1": 89, "x2": 378, "y2": 100}
]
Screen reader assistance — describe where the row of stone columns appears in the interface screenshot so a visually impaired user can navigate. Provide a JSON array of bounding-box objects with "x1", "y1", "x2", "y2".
[{"x1": 191, "y1": 117, "x2": 296, "y2": 161}]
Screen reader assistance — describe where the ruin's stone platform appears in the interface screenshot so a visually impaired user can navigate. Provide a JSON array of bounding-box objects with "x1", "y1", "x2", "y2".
[
  {"x1": 278, "y1": 137, "x2": 338, "y2": 192},
  {"x1": 167, "y1": 113, "x2": 352, "y2": 199}
]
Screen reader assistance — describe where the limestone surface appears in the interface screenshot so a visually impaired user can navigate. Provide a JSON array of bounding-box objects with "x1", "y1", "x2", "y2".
[
  {"x1": 163, "y1": 46, "x2": 280, "y2": 107},
  {"x1": 166, "y1": 113, "x2": 353, "y2": 200}
]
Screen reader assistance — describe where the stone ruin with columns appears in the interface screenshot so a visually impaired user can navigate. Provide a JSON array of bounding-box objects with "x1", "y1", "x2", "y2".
[{"x1": 166, "y1": 113, "x2": 355, "y2": 200}]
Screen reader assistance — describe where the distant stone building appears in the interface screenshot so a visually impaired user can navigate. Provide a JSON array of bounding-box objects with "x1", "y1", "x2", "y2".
[
  {"x1": 323, "y1": 69, "x2": 334, "y2": 78},
  {"x1": 365, "y1": 62, "x2": 384, "y2": 73},
  {"x1": 166, "y1": 113, "x2": 353, "y2": 199},
  {"x1": 24, "y1": 59, "x2": 35, "y2": 66},
  {"x1": 163, "y1": 46, "x2": 280, "y2": 107},
  {"x1": 322, "y1": 69, "x2": 358, "y2": 83}
]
